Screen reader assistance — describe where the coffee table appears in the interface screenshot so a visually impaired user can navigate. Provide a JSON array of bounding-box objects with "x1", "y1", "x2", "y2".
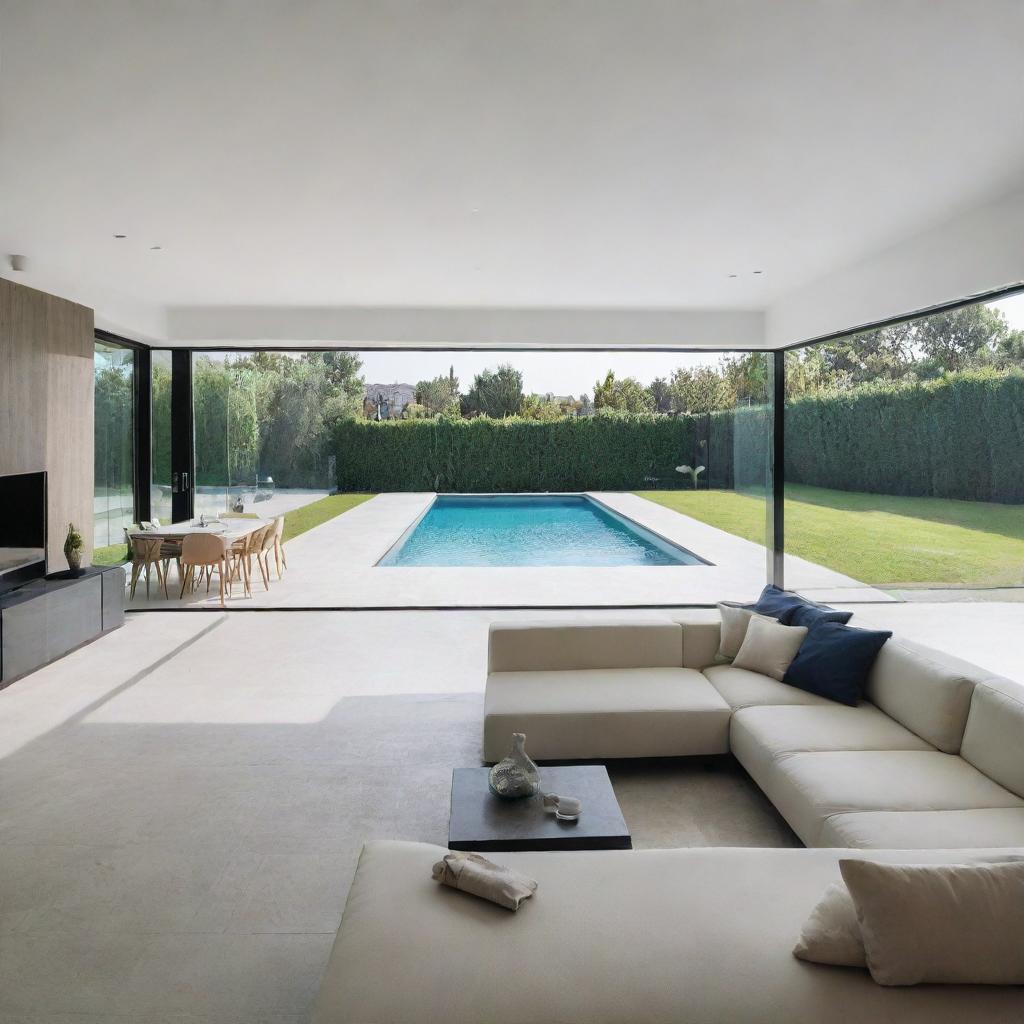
[{"x1": 448, "y1": 764, "x2": 632, "y2": 851}]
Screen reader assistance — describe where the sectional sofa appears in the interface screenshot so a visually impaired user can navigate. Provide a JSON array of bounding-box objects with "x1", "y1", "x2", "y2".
[
  {"x1": 313, "y1": 612, "x2": 1024, "y2": 1022},
  {"x1": 484, "y1": 614, "x2": 1024, "y2": 849}
]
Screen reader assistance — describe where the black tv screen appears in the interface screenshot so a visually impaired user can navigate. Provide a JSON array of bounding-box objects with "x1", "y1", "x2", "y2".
[{"x1": 0, "y1": 471, "x2": 47, "y2": 588}]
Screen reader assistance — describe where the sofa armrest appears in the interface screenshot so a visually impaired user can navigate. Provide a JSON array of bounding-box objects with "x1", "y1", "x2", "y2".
[{"x1": 487, "y1": 620, "x2": 683, "y2": 673}]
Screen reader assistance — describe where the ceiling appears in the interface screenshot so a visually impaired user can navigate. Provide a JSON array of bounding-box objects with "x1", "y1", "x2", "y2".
[{"x1": 1, "y1": 1, "x2": 1023, "y2": 346}]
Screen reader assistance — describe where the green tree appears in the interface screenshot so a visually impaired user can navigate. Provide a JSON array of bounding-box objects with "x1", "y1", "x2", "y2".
[
  {"x1": 464, "y1": 364, "x2": 524, "y2": 418},
  {"x1": 415, "y1": 372, "x2": 461, "y2": 416},
  {"x1": 913, "y1": 305, "x2": 1009, "y2": 375},
  {"x1": 647, "y1": 377, "x2": 673, "y2": 413},
  {"x1": 520, "y1": 394, "x2": 566, "y2": 420},
  {"x1": 593, "y1": 371, "x2": 656, "y2": 413},
  {"x1": 668, "y1": 366, "x2": 732, "y2": 414}
]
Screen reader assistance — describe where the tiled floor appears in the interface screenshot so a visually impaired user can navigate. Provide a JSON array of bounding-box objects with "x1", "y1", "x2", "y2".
[
  {"x1": 3, "y1": 602, "x2": 1023, "y2": 1021},
  {"x1": 0, "y1": 609, "x2": 796, "y2": 1023}
]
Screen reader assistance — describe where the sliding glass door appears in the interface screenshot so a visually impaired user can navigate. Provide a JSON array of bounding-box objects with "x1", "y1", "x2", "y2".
[{"x1": 93, "y1": 339, "x2": 136, "y2": 558}]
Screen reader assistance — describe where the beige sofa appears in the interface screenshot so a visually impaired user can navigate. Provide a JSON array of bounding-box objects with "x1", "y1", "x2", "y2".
[
  {"x1": 313, "y1": 614, "x2": 1024, "y2": 1022},
  {"x1": 314, "y1": 841, "x2": 1024, "y2": 1023},
  {"x1": 484, "y1": 615, "x2": 1024, "y2": 849}
]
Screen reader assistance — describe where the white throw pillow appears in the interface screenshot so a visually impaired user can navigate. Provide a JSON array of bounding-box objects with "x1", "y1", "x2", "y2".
[
  {"x1": 716, "y1": 604, "x2": 770, "y2": 661},
  {"x1": 839, "y1": 858, "x2": 1024, "y2": 985},
  {"x1": 731, "y1": 616, "x2": 807, "y2": 681},
  {"x1": 792, "y1": 882, "x2": 865, "y2": 968}
]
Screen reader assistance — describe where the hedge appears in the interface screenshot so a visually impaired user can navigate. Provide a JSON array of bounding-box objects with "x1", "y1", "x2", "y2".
[
  {"x1": 335, "y1": 415, "x2": 699, "y2": 492},
  {"x1": 785, "y1": 370, "x2": 1024, "y2": 503},
  {"x1": 334, "y1": 370, "x2": 1024, "y2": 501}
]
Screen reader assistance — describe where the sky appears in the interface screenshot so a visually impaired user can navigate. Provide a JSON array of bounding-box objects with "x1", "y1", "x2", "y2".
[
  {"x1": 357, "y1": 349, "x2": 717, "y2": 397},
  {"x1": 357, "y1": 292, "x2": 1024, "y2": 396}
]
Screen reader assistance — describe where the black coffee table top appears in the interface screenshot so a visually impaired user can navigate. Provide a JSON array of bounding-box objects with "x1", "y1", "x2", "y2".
[{"x1": 448, "y1": 765, "x2": 632, "y2": 852}]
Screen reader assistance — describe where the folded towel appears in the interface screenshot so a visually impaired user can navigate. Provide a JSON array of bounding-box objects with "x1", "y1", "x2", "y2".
[{"x1": 432, "y1": 851, "x2": 538, "y2": 911}]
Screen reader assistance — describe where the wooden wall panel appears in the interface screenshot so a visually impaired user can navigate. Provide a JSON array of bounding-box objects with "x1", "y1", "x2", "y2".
[{"x1": 0, "y1": 278, "x2": 95, "y2": 568}]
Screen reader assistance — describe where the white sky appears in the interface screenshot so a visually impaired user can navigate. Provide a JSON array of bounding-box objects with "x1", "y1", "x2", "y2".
[
  {"x1": 357, "y1": 349, "x2": 720, "y2": 396},
  {"x1": 208, "y1": 291, "x2": 1024, "y2": 396}
]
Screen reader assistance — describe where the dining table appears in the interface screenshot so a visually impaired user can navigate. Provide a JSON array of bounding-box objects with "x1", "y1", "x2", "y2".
[
  {"x1": 131, "y1": 517, "x2": 273, "y2": 602},
  {"x1": 138, "y1": 517, "x2": 271, "y2": 543}
]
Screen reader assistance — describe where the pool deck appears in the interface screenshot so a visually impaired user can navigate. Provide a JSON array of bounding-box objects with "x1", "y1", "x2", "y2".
[{"x1": 124, "y1": 491, "x2": 892, "y2": 610}]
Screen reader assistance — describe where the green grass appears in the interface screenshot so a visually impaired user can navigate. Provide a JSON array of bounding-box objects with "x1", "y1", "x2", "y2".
[
  {"x1": 281, "y1": 492, "x2": 375, "y2": 543},
  {"x1": 93, "y1": 542, "x2": 129, "y2": 566},
  {"x1": 635, "y1": 484, "x2": 1024, "y2": 587}
]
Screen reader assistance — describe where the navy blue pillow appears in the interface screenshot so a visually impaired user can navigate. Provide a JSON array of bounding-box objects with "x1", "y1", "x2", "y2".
[
  {"x1": 749, "y1": 584, "x2": 811, "y2": 621},
  {"x1": 785, "y1": 604, "x2": 853, "y2": 629},
  {"x1": 783, "y1": 621, "x2": 893, "y2": 706}
]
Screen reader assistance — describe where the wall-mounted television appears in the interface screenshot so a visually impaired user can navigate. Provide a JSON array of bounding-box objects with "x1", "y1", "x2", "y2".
[{"x1": 0, "y1": 471, "x2": 47, "y2": 594}]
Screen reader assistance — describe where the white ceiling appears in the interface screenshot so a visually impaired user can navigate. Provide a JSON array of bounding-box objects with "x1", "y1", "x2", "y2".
[{"x1": 2, "y1": 1, "x2": 1023, "y2": 346}]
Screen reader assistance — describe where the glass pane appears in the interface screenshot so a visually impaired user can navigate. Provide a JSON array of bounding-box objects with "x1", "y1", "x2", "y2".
[
  {"x1": 193, "y1": 353, "x2": 232, "y2": 515},
  {"x1": 93, "y1": 340, "x2": 135, "y2": 556},
  {"x1": 783, "y1": 293, "x2": 1024, "y2": 600},
  {"x1": 150, "y1": 350, "x2": 173, "y2": 524}
]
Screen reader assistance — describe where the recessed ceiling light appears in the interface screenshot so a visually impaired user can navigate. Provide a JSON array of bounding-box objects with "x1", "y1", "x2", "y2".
[
  {"x1": 150, "y1": 245, "x2": 162, "y2": 250},
  {"x1": 113, "y1": 234, "x2": 126, "y2": 239},
  {"x1": 728, "y1": 273, "x2": 738, "y2": 278},
  {"x1": 753, "y1": 269, "x2": 764, "y2": 275}
]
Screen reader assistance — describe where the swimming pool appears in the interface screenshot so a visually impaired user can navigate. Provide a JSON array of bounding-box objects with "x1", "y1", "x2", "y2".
[{"x1": 378, "y1": 495, "x2": 705, "y2": 567}]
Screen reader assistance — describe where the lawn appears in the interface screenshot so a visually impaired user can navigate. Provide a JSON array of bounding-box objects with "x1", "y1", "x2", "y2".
[
  {"x1": 92, "y1": 493, "x2": 376, "y2": 566},
  {"x1": 635, "y1": 484, "x2": 1024, "y2": 587}
]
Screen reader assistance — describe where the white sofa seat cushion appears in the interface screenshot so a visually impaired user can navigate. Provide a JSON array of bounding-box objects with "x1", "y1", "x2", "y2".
[
  {"x1": 752, "y1": 750, "x2": 1024, "y2": 846},
  {"x1": 865, "y1": 638, "x2": 988, "y2": 753},
  {"x1": 483, "y1": 667, "x2": 730, "y2": 761},
  {"x1": 960, "y1": 680, "x2": 1024, "y2": 798},
  {"x1": 731, "y1": 704, "x2": 934, "y2": 784},
  {"x1": 820, "y1": 808, "x2": 1024, "y2": 849},
  {"x1": 313, "y1": 841, "x2": 1024, "y2": 1024},
  {"x1": 703, "y1": 664, "x2": 836, "y2": 711}
]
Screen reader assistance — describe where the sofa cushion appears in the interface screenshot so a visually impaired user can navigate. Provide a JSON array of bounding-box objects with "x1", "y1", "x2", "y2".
[
  {"x1": 483, "y1": 667, "x2": 730, "y2": 761},
  {"x1": 786, "y1": 603, "x2": 854, "y2": 629},
  {"x1": 704, "y1": 664, "x2": 836, "y2": 711},
  {"x1": 865, "y1": 638, "x2": 983, "y2": 753},
  {"x1": 783, "y1": 622, "x2": 892, "y2": 706},
  {"x1": 733, "y1": 616, "x2": 808, "y2": 681},
  {"x1": 730, "y1": 704, "x2": 933, "y2": 787},
  {"x1": 314, "y1": 841, "x2": 1024, "y2": 1024},
  {"x1": 487, "y1": 619, "x2": 682, "y2": 674},
  {"x1": 716, "y1": 602, "x2": 761, "y2": 660},
  {"x1": 840, "y1": 858, "x2": 1024, "y2": 986},
  {"x1": 752, "y1": 750, "x2": 1024, "y2": 847},
  {"x1": 960, "y1": 680, "x2": 1024, "y2": 798},
  {"x1": 820, "y1": 808, "x2": 1024, "y2": 850}
]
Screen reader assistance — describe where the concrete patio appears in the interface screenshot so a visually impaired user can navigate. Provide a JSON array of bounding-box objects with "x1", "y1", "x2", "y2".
[{"x1": 124, "y1": 492, "x2": 892, "y2": 610}]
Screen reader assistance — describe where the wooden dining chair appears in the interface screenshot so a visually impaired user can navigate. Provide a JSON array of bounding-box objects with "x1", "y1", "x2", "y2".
[
  {"x1": 128, "y1": 534, "x2": 168, "y2": 600},
  {"x1": 229, "y1": 524, "x2": 267, "y2": 598},
  {"x1": 271, "y1": 515, "x2": 287, "y2": 578},
  {"x1": 179, "y1": 533, "x2": 232, "y2": 608},
  {"x1": 254, "y1": 522, "x2": 279, "y2": 591}
]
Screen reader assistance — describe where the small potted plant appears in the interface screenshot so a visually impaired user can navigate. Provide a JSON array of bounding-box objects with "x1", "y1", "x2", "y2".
[{"x1": 63, "y1": 522, "x2": 84, "y2": 576}]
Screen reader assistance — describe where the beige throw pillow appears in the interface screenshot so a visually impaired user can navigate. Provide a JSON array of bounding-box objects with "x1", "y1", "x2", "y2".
[
  {"x1": 732, "y1": 615, "x2": 807, "y2": 681},
  {"x1": 716, "y1": 604, "x2": 769, "y2": 661},
  {"x1": 792, "y1": 882, "x2": 866, "y2": 967},
  {"x1": 839, "y1": 858, "x2": 1024, "y2": 985}
]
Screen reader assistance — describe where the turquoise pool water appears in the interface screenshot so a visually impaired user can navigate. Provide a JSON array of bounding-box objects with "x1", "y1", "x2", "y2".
[{"x1": 378, "y1": 495, "x2": 703, "y2": 567}]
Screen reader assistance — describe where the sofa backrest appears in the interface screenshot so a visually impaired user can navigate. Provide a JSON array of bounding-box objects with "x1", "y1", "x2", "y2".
[
  {"x1": 672, "y1": 612, "x2": 723, "y2": 669},
  {"x1": 960, "y1": 679, "x2": 1024, "y2": 798},
  {"x1": 865, "y1": 638, "x2": 989, "y2": 753},
  {"x1": 487, "y1": 620, "x2": 683, "y2": 673}
]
